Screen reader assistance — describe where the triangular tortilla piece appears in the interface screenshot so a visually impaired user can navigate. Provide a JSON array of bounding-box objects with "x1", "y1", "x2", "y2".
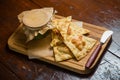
[
  {"x1": 55, "y1": 16, "x2": 97, "y2": 60},
  {"x1": 50, "y1": 29, "x2": 63, "y2": 47},
  {"x1": 51, "y1": 30, "x2": 73, "y2": 62},
  {"x1": 64, "y1": 36, "x2": 96, "y2": 60},
  {"x1": 53, "y1": 44, "x2": 73, "y2": 62},
  {"x1": 51, "y1": 16, "x2": 89, "y2": 35}
]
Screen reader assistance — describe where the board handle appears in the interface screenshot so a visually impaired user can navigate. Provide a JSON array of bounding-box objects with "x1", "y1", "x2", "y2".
[{"x1": 85, "y1": 43, "x2": 102, "y2": 69}]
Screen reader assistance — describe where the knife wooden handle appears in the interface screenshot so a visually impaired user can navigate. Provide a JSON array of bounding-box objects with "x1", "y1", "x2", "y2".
[{"x1": 85, "y1": 43, "x2": 102, "y2": 69}]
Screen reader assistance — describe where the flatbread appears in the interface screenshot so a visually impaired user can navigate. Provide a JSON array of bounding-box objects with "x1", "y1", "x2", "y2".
[
  {"x1": 51, "y1": 16, "x2": 89, "y2": 35},
  {"x1": 51, "y1": 17, "x2": 94, "y2": 61},
  {"x1": 53, "y1": 45, "x2": 73, "y2": 62},
  {"x1": 51, "y1": 29, "x2": 73, "y2": 62},
  {"x1": 64, "y1": 36, "x2": 96, "y2": 60},
  {"x1": 18, "y1": 8, "x2": 54, "y2": 27},
  {"x1": 55, "y1": 16, "x2": 97, "y2": 60}
]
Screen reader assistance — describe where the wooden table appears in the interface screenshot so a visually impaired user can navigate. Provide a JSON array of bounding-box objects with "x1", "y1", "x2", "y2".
[{"x1": 0, "y1": 0, "x2": 120, "y2": 80}]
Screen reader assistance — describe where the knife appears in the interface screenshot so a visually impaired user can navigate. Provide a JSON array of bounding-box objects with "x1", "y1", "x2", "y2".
[{"x1": 85, "y1": 30, "x2": 113, "y2": 69}]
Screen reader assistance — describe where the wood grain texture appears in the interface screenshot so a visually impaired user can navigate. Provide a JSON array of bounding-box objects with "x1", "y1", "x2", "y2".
[{"x1": 0, "y1": 0, "x2": 120, "y2": 80}]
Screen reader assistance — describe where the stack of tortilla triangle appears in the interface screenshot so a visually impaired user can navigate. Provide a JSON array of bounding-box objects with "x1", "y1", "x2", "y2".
[{"x1": 50, "y1": 16, "x2": 97, "y2": 62}]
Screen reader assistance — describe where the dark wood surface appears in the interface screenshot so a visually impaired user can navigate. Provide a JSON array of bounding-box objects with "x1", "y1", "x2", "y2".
[{"x1": 0, "y1": 0, "x2": 120, "y2": 80}]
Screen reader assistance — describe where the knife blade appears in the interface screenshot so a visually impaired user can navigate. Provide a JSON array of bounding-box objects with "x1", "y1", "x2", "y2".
[{"x1": 85, "y1": 30, "x2": 113, "y2": 69}]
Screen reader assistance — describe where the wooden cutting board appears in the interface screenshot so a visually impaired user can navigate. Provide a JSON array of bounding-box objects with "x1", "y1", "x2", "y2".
[{"x1": 8, "y1": 15, "x2": 111, "y2": 74}]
